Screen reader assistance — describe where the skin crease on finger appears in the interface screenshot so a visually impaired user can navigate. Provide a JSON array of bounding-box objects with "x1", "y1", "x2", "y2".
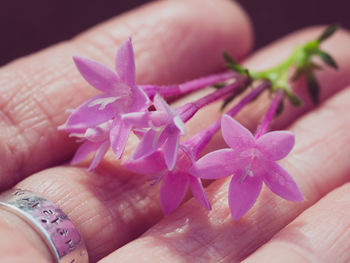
[
  {"x1": 242, "y1": 182, "x2": 350, "y2": 263},
  {"x1": 13, "y1": 27, "x2": 350, "y2": 263},
  {"x1": 98, "y1": 86, "x2": 350, "y2": 263},
  {"x1": 0, "y1": 0, "x2": 253, "y2": 191}
]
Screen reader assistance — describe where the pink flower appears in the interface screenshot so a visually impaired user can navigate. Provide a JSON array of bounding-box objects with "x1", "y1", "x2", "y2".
[
  {"x1": 123, "y1": 145, "x2": 210, "y2": 216},
  {"x1": 122, "y1": 94, "x2": 186, "y2": 170},
  {"x1": 59, "y1": 39, "x2": 150, "y2": 158},
  {"x1": 190, "y1": 114, "x2": 303, "y2": 221},
  {"x1": 70, "y1": 121, "x2": 112, "y2": 171}
]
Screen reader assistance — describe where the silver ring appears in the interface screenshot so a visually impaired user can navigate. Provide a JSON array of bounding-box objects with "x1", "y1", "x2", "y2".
[{"x1": 0, "y1": 189, "x2": 88, "y2": 263}]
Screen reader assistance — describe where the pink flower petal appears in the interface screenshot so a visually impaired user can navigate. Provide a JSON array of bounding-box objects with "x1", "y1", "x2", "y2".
[
  {"x1": 189, "y1": 176, "x2": 211, "y2": 210},
  {"x1": 115, "y1": 38, "x2": 136, "y2": 87},
  {"x1": 133, "y1": 129, "x2": 167, "y2": 160},
  {"x1": 262, "y1": 161, "x2": 304, "y2": 201},
  {"x1": 84, "y1": 122, "x2": 111, "y2": 142},
  {"x1": 228, "y1": 171, "x2": 263, "y2": 221},
  {"x1": 163, "y1": 130, "x2": 181, "y2": 171},
  {"x1": 71, "y1": 140, "x2": 100, "y2": 165},
  {"x1": 88, "y1": 140, "x2": 110, "y2": 171},
  {"x1": 122, "y1": 111, "x2": 168, "y2": 128},
  {"x1": 257, "y1": 131, "x2": 295, "y2": 161},
  {"x1": 160, "y1": 172, "x2": 189, "y2": 215},
  {"x1": 122, "y1": 151, "x2": 166, "y2": 175},
  {"x1": 110, "y1": 116, "x2": 132, "y2": 159},
  {"x1": 221, "y1": 114, "x2": 255, "y2": 151},
  {"x1": 63, "y1": 94, "x2": 119, "y2": 130},
  {"x1": 190, "y1": 149, "x2": 241, "y2": 179},
  {"x1": 153, "y1": 94, "x2": 175, "y2": 116},
  {"x1": 73, "y1": 56, "x2": 120, "y2": 94},
  {"x1": 133, "y1": 128, "x2": 147, "y2": 139},
  {"x1": 129, "y1": 86, "x2": 151, "y2": 112}
]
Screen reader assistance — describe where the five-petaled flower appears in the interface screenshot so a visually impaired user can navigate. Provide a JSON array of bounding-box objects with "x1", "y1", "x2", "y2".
[
  {"x1": 59, "y1": 38, "x2": 150, "y2": 158},
  {"x1": 190, "y1": 114, "x2": 303, "y2": 221},
  {"x1": 122, "y1": 94, "x2": 186, "y2": 170}
]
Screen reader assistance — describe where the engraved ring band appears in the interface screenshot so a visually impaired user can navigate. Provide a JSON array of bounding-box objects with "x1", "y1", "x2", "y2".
[{"x1": 0, "y1": 189, "x2": 88, "y2": 263}]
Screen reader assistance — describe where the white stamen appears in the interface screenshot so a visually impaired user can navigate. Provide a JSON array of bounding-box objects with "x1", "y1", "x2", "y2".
[
  {"x1": 69, "y1": 133, "x2": 84, "y2": 138},
  {"x1": 88, "y1": 96, "x2": 122, "y2": 110},
  {"x1": 239, "y1": 165, "x2": 254, "y2": 184}
]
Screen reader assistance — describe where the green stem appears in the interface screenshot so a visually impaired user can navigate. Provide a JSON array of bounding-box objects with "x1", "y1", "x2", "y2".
[{"x1": 249, "y1": 40, "x2": 321, "y2": 93}]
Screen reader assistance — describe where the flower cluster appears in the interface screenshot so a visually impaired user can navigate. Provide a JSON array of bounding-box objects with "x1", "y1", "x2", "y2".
[{"x1": 60, "y1": 26, "x2": 338, "y2": 220}]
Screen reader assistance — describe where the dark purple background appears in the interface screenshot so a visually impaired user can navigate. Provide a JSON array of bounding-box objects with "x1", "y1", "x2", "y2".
[{"x1": 1, "y1": 0, "x2": 349, "y2": 66}]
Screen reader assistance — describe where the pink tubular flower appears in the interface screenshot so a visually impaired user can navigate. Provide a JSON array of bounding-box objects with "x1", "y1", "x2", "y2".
[
  {"x1": 190, "y1": 114, "x2": 303, "y2": 221},
  {"x1": 122, "y1": 94, "x2": 186, "y2": 170},
  {"x1": 59, "y1": 39, "x2": 150, "y2": 158},
  {"x1": 123, "y1": 145, "x2": 210, "y2": 216},
  {"x1": 70, "y1": 121, "x2": 112, "y2": 171}
]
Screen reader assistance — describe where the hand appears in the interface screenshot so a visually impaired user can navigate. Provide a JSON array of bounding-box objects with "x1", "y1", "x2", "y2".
[{"x1": 1, "y1": 0, "x2": 350, "y2": 262}]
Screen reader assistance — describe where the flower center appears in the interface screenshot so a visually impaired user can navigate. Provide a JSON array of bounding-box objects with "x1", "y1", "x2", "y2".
[
  {"x1": 239, "y1": 148, "x2": 263, "y2": 159},
  {"x1": 238, "y1": 148, "x2": 264, "y2": 184}
]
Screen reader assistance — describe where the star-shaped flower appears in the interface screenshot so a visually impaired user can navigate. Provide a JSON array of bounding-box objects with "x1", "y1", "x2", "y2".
[
  {"x1": 69, "y1": 121, "x2": 112, "y2": 171},
  {"x1": 122, "y1": 94, "x2": 186, "y2": 170},
  {"x1": 190, "y1": 114, "x2": 303, "y2": 221},
  {"x1": 59, "y1": 39, "x2": 151, "y2": 158},
  {"x1": 123, "y1": 145, "x2": 210, "y2": 216}
]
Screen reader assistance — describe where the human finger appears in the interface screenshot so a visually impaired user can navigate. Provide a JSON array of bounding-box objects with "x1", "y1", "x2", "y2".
[{"x1": 242, "y1": 182, "x2": 350, "y2": 263}]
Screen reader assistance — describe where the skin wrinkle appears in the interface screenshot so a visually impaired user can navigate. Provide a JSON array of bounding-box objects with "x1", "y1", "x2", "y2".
[
  {"x1": 274, "y1": 242, "x2": 318, "y2": 263},
  {"x1": 0, "y1": 70, "x2": 28, "y2": 179},
  {"x1": 291, "y1": 100, "x2": 348, "y2": 155},
  {"x1": 317, "y1": 198, "x2": 350, "y2": 261},
  {"x1": 0, "y1": 53, "x2": 85, "y2": 183},
  {"x1": 77, "y1": 32, "x2": 120, "y2": 69},
  {"x1": 166, "y1": 218, "x2": 222, "y2": 262},
  {"x1": 284, "y1": 90, "x2": 350, "y2": 199},
  {"x1": 326, "y1": 216, "x2": 350, "y2": 262}
]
